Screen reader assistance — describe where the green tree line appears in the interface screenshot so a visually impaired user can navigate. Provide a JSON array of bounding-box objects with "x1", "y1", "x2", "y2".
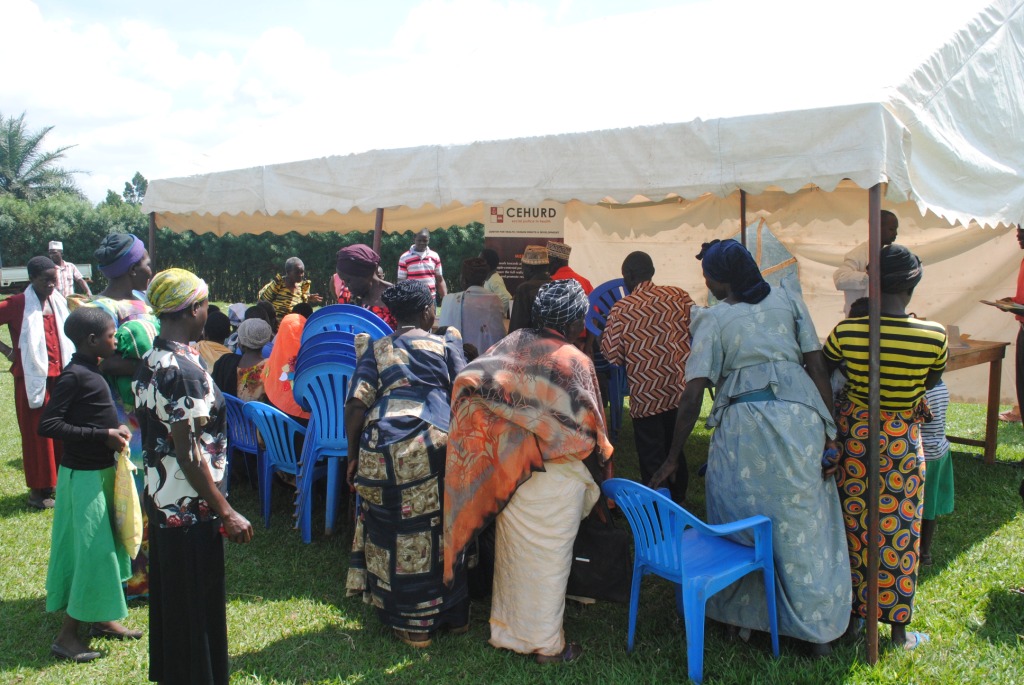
[{"x1": 0, "y1": 192, "x2": 485, "y2": 302}]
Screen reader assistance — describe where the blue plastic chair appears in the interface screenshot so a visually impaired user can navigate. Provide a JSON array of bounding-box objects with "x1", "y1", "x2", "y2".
[
  {"x1": 222, "y1": 393, "x2": 258, "y2": 491},
  {"x1": 295, "y1": 342, "x2": 357, "y2": 377},
  {"x1": 301, "y1": 329, "x2": 357, "y2": 351},
  {"x1": 242, "y1": 401, "x2": 326, "y2": 529},
  {"x1": 301, "y1": 304, "x2": 392, "y2": 343},
  {"x1": 585, "y1": 278, "x2": 631, "y2": 443},
  {"x1": 602, "y1": 478, "x2": 779, "y2": 684},
  {"x1": 292, "y1": 359, "x2": 355, "y2": 542}
]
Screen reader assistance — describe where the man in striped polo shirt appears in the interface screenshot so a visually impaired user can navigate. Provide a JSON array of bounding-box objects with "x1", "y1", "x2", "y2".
[
  {"x1": 397, "y1": 229, "x2": 447, "y2": 304},
  {"x1": 600, "y1": 251, "x2": 694, "y2": 503}
]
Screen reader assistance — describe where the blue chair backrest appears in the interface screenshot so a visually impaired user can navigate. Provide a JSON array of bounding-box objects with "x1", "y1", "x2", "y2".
[
  {"x1": 242, "y1": 401, "x2": 307, "y2": 474},
  {"x1": 602, "y1": 478, "x2": 708, "y2": 578},
  {"x1": 302, "y1": 329, "x2": 357, "y2": 350},
  {"x1": 222, "y1": 393, "x2": 258, "y2": 454},
  {"x1": 585, "y1": 278, "x2": 631, "y2": 336},
  {"x1": 301, "y1": 304, "x2": 392, "y2": 343},
  {"x1": 292, "y1": 360, "x2": 354, "y2": 452}
]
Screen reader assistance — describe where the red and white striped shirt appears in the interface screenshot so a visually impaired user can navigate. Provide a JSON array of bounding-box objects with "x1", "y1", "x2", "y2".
[{"x1": 397, "y1": 246, "x2": 444, "y2": 295}]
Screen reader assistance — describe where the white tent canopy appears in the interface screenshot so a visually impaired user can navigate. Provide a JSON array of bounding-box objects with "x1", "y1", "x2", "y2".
[{"x1": 143, "y1": 0, "x2": 1024, "y2": 401}]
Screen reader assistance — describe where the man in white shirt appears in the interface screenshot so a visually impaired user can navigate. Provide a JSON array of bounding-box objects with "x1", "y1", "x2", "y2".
[
  {"x1": 47, "y1": 240, "x2": 91, "y2": 298},
  {"x1": 833, "y1": 210, "x2": 898, "y2": 315}
]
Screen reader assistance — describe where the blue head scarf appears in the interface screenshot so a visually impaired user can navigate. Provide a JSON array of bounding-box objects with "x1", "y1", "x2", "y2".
[{"x1": 697, "y1": 239, "x2": 770, "y2": 304}]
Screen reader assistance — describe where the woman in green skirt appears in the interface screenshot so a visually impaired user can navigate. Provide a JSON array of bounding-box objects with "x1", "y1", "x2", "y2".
[{"x1": 39, "y1": 307, "x2": 141, "y2": 662}]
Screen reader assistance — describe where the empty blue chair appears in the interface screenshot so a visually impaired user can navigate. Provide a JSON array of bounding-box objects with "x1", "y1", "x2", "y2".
[
  {"x1": 242, "y1": 401, "x2": 326, "y2": 529},
  {"x1": 222, "y1": 393, "x2": 258, "y2": 491},
  {"x1": 301, "y1": 304, "x2": 392, "y2": 343},
  {"x1": 602, "y1": 478, "x2": 779, "y2": 685},
  {"x1": 585, "y1": 279, "x2": 631, "y2": 443},
  {"x1": 292, "y1": 359, "x2": 355, "y2": 542}
]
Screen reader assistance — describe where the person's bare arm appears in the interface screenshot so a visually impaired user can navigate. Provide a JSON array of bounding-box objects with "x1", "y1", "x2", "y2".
[
  {"x1": 169, "y1": 420, "x2": 253, "y2": 543},
  {"x1": 649, "y1": 377, "x2": 708, "y2": 489}
]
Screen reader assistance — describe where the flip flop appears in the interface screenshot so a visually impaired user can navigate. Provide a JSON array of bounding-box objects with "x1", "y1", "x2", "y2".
[
  {"x1": 88, "y1": 625, "x2": 144, "y2": 640},
  {"x1": 393, "y1": 628, "x2": 432, "y2": 648},
  {"x1": 51, "y1": 642, "x2": 101, "y2": 663},
  {"x1": 536, "y1": 641, "x2": 583, "y2": 664},
  {"x1": 998, "y1": 410, "x2": 1021, "y2": 423},
  {"x1": 899, "y1": 631, "x2": 930, "y2": 650},
  {"x1": 1008, "y1": 587, "x2": 1024, "y2": 596}
]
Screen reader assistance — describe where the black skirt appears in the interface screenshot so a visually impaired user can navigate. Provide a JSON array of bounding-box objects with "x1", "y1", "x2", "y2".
[{"x1": 148, "y1": 517, "x2": 228, "y2": 685}]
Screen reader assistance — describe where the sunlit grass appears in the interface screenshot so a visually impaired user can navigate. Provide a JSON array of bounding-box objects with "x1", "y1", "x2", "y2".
[{"x1": 0, "y1": 322, "x2": 1022, "y2": 683}]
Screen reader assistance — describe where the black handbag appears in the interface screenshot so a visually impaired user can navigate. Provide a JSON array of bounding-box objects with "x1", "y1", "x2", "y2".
[{"x1": 566, "y1": 499, "x2": 634, "y2": 604}]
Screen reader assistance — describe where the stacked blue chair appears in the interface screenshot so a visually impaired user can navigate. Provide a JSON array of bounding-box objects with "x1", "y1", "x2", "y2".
[
  {"x1": 242, "y1": 401, "x2": 327, "y2": 529},
  {"x1": 292, "y1": 357, "x2": 356, "y2": 543},
  {"x1": 602, "y1": 478, "x2": 779, "y2": 685},
  {"x1": 301, "y1": 304, "x2": 392, "y2": 343},
  {"x1": 585, "y1": 278, "x2": 631, "y2": 442},
  {"x1": 222, "y1": 393, "x2": 258, "y2": 491}
]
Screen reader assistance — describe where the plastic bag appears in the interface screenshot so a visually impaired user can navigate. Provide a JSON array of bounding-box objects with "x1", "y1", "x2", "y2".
[{"x1": 113, "y1": 446, "x2": 143, "y2": 559}]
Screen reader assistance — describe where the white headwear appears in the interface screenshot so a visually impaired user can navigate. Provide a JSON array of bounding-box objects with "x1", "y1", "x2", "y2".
[{"x1": 48, "y1": 241, "x2": 63, "y2": 251}]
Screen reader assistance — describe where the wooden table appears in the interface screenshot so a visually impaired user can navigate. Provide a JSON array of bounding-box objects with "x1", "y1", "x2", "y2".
[{"x1": 945, "y1": 336, "x2": 1010, "y2": 464}]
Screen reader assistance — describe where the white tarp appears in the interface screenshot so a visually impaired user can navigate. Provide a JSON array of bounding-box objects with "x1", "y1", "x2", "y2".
[{"x1": 141, "y1": 0, "x2": 1024, "y2": 402}]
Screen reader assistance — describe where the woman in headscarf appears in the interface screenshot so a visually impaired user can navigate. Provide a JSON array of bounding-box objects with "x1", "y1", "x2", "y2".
[
  {"x1": 85, "y1": 232, "x2": 157, "y2": 598},
  {"x1": 345, "y1": 280, "x2": 468, "y2": 648},
  {"x1": 335, "y1": 244, "x2": 396, "y2": 329},
  {"x1": 211, "y1": 318, "x2": 274, "y2": 403},
  {"x1": 444, "y1": 279, "x2": 613, "y2": 664},
  {"x1": 0, "y1": 256, "x2": 74, "y2": 509},
  {"x1": 650, "y1": 239, "x2": 850, "y2": 655},
  {"x1": 823, "y1": 244, "x2": 947, "y2": 650},
  {"x1": 437, "y1": 257, "x2": 507, "y2": 354},
  {"x1": 263, "y1": 312, "x2": 310, "y2": 421},
  {"x1": 133, "y1": 268, "x2": 253, "y2": 685}
]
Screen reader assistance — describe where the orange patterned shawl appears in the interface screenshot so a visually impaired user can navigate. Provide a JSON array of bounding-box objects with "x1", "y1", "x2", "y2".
[{"x1": 442, "y1": 328, "x2": 613, "y2": 584}]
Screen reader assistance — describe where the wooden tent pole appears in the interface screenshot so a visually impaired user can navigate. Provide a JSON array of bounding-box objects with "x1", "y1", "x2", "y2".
[
  {"x1": 148, "y1": 212, "x2": 157, "y2": 270},
  {"x1": 740, "y1": 190, "x2": 748, "y2": 246},
  {"x1": 866, "y1": 184, "x2": 882, "y2": 665},
  {"x1": 373, "y1": 208, "x2": 384, "y2": 254}
]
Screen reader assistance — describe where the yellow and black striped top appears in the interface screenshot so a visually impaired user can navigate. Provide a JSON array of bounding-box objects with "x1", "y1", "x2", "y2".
[
  {"x1": 823, "y1": 315, "x2": 947, "y2": 412},
  {"x1": 258, "y1": 275, "x2": 311, "y2": 322}
]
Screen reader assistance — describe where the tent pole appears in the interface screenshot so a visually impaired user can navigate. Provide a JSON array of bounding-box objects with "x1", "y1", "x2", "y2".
[
  {"x1": 739, "y1": 190, "x2": 747, "y2": 246},
  {"x1": 373, "y1": 208, "x2": 384, "y2": 254},
  {"x1": 149, "y1": 212, "x2": 157, "y2": 270},
  {"x1": 865, "y1": 184, "x2": 882, "y2": 665}
]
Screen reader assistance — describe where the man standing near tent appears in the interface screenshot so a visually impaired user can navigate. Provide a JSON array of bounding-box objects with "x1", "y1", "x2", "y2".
[
  {"x1": 48, "y1": 241, "x2": 92, "y2": 298},
  {"x1": 397, "y1": 229, "x2": 447, "y2": 303},
  {"x1": 508, "y1": 246, "x2": 551, "y2": 333},
  {"x1": 258, "y1": 257, "x2": 322, "y2": 323},
  {"x1": 601, "y1": 251, "x2": 693, "y2": 503},
  {"x1": 833, "y1": 209, "x2": 899, "y2": 314},
  {"x1": 547, "y1": 241, "x2": 593, "y2": 294}
]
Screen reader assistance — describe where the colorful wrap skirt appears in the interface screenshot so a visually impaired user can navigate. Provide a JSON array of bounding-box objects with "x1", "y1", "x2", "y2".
[{"x1": 835, "y1": 400, "x2": 925, "y2": 624}]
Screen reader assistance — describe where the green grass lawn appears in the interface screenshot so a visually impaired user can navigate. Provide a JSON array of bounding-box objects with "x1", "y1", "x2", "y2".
[{"x1": 0, "y1": 325, "x2": 1022, "y2": 683}]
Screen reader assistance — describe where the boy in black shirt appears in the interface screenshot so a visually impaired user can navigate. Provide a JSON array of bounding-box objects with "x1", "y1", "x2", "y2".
[{"x1": 38, "y1": 307, "x2": 138, "y2": 662}]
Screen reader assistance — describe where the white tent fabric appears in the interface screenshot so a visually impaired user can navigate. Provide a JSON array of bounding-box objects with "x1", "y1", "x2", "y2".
[
  {"x1": 145, "y1": 102, "x2": 913, "y2": 235},
  {"x1": 142, "y1": 0, "x2": 1024, "y2": 401}
]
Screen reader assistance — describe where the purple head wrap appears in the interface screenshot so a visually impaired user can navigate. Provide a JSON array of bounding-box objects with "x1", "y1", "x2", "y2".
[
  {"x1": 336, "y1": 244, "x2": 381, "y2": 278},
  {"x1": 95, "y1": 234, "x2": 146, "y2": 278}
]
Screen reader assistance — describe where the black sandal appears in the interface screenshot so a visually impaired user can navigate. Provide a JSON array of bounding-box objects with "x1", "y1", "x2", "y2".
[{"x1": 535, "y1": 641, "x2": 582, "y2": 664}]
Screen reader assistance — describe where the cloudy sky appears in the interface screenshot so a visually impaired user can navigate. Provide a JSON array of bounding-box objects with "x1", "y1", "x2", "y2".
[{"x1": 3, "y1": 0, "x2": 990, "y2": 203}]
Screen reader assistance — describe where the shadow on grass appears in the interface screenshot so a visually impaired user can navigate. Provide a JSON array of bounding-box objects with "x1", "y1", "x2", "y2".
[
  {"x1": 0, "y1": 490, "x2": 48, "y2": 519},
  {"x1": 0, "y1": 595, "x2": 65, "y2": 672},
  {"x1": 974, "y1": 587, "x2": 1024, "y2": 645}
]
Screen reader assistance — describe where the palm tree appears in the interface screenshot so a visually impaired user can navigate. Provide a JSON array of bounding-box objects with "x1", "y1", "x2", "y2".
[{"x1": 0, "y1": 111, "x2": 80, "y2": 200}]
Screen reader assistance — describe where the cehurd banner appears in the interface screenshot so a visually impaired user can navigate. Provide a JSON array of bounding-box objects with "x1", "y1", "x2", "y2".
[{"x1": 484, "y1": 202, "x2": 565, "y2": 238}]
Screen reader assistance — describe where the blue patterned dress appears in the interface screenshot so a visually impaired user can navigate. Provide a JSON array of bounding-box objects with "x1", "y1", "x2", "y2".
[
  {"x1": 686, "y1": 285, "x2": 850, "y2": 644},
  {"x1": 345, "y1": 328, "x2": 469, "y2": 633}
]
